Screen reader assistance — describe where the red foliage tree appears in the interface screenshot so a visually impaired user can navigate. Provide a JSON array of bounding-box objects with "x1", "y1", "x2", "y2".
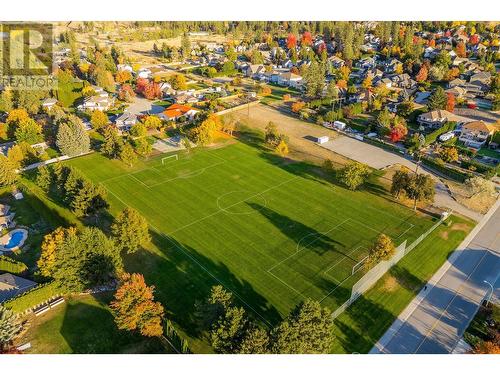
[
  {"x1": 428, "y1": 39, "x2": 436, "y2": 47},
  {"x1": 301, "y1": 31, "x2": 313, "y2": 47},
  {"x1": 446, "y1": 93, "x2": 456, "y2": 112},
  {"x1": 286, "y1": 33, "x2": 297, "y2": 49},
  {"x1": 469, "y1": 34, "x2": 480, "y2": 45},
  {"x1": 390, "y1": 123, "x2": 408, "y2": 142},
  {"x1": 136, "y1": 78, "x2": 149, "y2": 94}
]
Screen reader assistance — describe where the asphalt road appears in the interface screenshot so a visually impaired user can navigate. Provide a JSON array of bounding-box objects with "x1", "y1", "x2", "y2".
[{"x1": 371, "y1": 199, "x2": 500, "y2": 354}]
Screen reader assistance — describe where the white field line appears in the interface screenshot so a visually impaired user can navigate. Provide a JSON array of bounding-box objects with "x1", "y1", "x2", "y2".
[
  {"x1": 146, "y1": 161, "x2": 226, "y2": 188},
  {"x1": 268, "y1": 219, "x2": 350, "y2": 273},
  {"x1": 104, "y1": 184, "x2": 274, "y2": 328},
  {"x1": 216, "y1": 190, "x2": 269, "y2": 215},
  {"x1": 166, "y1": 176, "x2": 300, "y2": 237},
  {"x1": 322, "y1": 245, "x2": 366, "y2": 278}
]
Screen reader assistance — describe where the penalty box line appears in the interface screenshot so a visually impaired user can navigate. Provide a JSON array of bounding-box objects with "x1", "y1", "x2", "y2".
[{"x1": 104, "y1": 184, "x2": 274, "y2": 328}]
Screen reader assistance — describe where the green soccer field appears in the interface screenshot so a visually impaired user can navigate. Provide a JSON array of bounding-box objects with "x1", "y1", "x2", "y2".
[{"x1": 66, "y1": 141, "x2": 435, "y2": 327}]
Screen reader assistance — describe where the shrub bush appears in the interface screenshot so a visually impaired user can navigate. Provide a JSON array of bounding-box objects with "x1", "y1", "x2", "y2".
[{"x1": 0, "y1": 256, "x2": 28, "y2": 274}]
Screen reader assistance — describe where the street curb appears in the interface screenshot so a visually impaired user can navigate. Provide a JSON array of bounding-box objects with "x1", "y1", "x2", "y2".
[{"x1": 370, "y1": 197, "x2": 500, "y2": 354}]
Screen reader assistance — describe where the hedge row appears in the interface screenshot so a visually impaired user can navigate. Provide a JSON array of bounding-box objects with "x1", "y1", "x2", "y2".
[
  {"x1": 460, "y1": 159, "x2": 499, "y2": 178},
  {"x1": 3, "y1": 282, "x2": 62, "y2": 313},
  {"x1": 0, "y1": 256, "x2": 28, "y2": 274},
  {"x1": 421, "y1": 157, "x2": 472, "y2": 182},
  {"x1": 424, "y1": 122, "x2": 456, "y2": 145}
]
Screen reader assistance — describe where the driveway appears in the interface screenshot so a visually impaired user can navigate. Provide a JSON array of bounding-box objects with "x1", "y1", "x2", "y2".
[
  {"x1": 321, "y1": 136, "x2": 483, "y2": 222},
  {"x1": 371, "y1": 199, "x2": 500, "y2": 353},
  {"x1": 126, "y1": 97, "x2": 165, "y2": 116}
]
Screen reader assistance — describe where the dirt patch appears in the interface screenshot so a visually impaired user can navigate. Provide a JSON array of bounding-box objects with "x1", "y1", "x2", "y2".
[
  {"x1": 450, "y1": 223, "x2": 472, "y2": 233},
  {"x1": 227, "y1": 103, "x2": 349, "y2": 166},
  {"x1": 382, "y1": 276, "x2": 399, "y2": 292},
  {"x1": 439, "y1": 230, "x2": 449, "y2": 240}
]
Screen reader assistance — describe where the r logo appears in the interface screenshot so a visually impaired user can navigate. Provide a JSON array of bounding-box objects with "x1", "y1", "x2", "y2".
[{"x1": 1, "y1": 23, "x2": 53, "y2": 76}]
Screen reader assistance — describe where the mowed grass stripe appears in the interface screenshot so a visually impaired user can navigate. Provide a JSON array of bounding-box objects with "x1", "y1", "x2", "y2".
[{"x1": 66, "y1": 142, "x2": 435, "y2": 320}]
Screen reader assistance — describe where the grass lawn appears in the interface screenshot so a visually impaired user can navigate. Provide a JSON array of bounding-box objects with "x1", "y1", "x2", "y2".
[
  {"x1": 330, "y1": 215, "x2": 474, "y2": 353},
  {"x1": 65, "y1": 138, "x2": 436, "y2": 351},
  {"x1": 23, "y1": 293, "x2": 166, "y2": 354},
  {"x1": 56, "y1": 80, "x2": 84, "y2": 108},
  {"x1": 260, "y1": 84, "x2": 300, "y2": 104}
]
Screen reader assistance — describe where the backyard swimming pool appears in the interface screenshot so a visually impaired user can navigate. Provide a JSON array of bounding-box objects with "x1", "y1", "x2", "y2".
[{"x1": 0, "y1": 229, "x2": 28, "y2": 251}]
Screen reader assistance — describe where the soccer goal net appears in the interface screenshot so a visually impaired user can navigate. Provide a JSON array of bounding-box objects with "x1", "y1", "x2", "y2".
[
  {"x1": 352, "y1": 256, "x2": 368, "y2": 275},
  {"x1": 161, "y1": 154, "x2": 179, "y2": 165}
]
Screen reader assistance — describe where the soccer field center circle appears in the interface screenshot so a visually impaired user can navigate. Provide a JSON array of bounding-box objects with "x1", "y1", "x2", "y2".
[{"x1": 216, "y1": 190, "x2": 268, "y2": 215}]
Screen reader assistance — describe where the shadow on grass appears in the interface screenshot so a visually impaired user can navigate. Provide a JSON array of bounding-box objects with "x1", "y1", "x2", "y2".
[
  {"x1": 247, "y1": 202, "x2": 342, "y2": 256},
  {"x1": 59, "y1": 293, "x2": 165, "y2": 354},
  {"x1": 124, "y1": 230, "x2": 282, "y2": 341}
]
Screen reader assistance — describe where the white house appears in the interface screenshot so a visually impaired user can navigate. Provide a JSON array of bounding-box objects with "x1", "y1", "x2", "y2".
[
  {"x1": 77, "y1": 96, "x2": 112, "y2": 111},
  {"x1": 41, "y1": 98, "x2": 57, "y2": 109},
  {"x1": 137, "y1": 68, "x2": 152, "y2": 79},
  {"x1": 115, "y1": 112, "x2": 137, "y2": 131},
  {"x1": 459, "y1": 121, "x2": 496, "y2": 148}
]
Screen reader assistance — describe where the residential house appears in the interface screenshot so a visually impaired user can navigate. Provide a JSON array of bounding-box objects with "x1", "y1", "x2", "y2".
[
  {"x1": 77, "y1": 95, "x2": 112, "y2": 111},
  {"x1": 243, "y1": 64, "x2": 266, "y2": 79},
  {"x1": 328, "y1": 56, "x2": 345, "y2": 69},
  {"x1": 276, "y1": 72, "x2": 303, "y2": 89},
  {"x1": 115, "y1": 112, "x2": 137, "y2": 132},
  {"x1": 417, "y1": 109, "x2": 472, "y2": 129},
  {"x1": 355, "y1": 57, "x2": 377, "y2": 70},
  {"x1": 137, "y1": 68, "x2": 152, "y2": 79},
  {"x1": 0, "y1": 213, "x2": 15, "y2": 230},
  {"x1": 0, "y1": 204, "x2": 10, "y2": 216},
  {"x1": 174, "y1": 92, "x2": 199, "y2": 104},
  {"x1": 469, "y1": 71, "x2": 492, "y2": 87},
  {"x1": 117, "y1": 64, "x2": 133, "y2": 73},
  {"x1": 459, "y1": 121, "x2": 496, "y2": 148},
  {"x1": 41, "y1": 97, "x2": 57, "y2": 110},
  {"x1": 389, "y1": 73, "x2": 417, "y2": 89},
  {"x1": 445, "y1": 86, "x2": 467, "y2": 99},
  {"x1": 159, "y1": 103, "x2": 199, "y2": 122},
  {"x1": 381, "y1": 58, "x2": 401, "y2": 74},
  {"x1": 0, "y1": 273, "x2": 37, "y2": 303}
]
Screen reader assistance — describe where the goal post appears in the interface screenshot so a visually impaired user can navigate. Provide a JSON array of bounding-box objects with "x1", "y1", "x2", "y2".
[
  {"x1": 161, "y1": 154, "x2": 179, "y2": 165},
  {"x1": 352, "y1": 256, "x2": 368, "y2": 275}
]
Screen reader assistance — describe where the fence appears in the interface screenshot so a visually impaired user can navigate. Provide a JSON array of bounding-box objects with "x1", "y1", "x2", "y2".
[
  {"x1": 162, "y1": 318, "x2": 191, "y2": 354},
  {"x1": 332, "y1": 214, "x2": 449, "y2": 319}
]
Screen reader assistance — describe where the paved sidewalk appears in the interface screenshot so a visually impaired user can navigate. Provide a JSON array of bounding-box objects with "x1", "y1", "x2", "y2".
[
  {"x1": 370, "y1": 198, "x2": 500, "y2": 354},
  {"x1": 321, "y1": 136, "x2": 483, "y2": 222}
]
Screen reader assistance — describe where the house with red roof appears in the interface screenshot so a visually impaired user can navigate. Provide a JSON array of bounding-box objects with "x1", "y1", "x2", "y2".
[{"x1": 159, "y1": 103, "x2": 199, "y2": 122}]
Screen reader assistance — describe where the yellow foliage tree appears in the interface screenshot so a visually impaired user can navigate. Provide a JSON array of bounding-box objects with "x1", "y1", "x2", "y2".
[
  {"x1": 37, "y1": 227, "x2": 76, "y2": 278},
  {"x1": 275, "y1": 139, "x2": 289, "y2": 157}
]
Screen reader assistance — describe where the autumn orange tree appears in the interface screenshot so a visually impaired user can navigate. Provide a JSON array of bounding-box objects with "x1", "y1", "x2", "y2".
[
  {"x1": 110, "y1": 273, "x2": 164, "y2": 337},
  {"x1": 455, "y1": 42, "x2": 466, "y2": 58},
  {"x1": 446, "y1": 93, "x2": 456, "y2": 112},
  {"x1": 301, "y1": 31, "x2": 313, "y2": 47},
  {"x1": 286, "y1": 33, "x2": 297, "y2": 49},
  {"x1": 415, "y1": 65, "x2": 428, "y2": 83},
  {"x1": 115, "y1": 70, "x2": 132, "y2": 84}
]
